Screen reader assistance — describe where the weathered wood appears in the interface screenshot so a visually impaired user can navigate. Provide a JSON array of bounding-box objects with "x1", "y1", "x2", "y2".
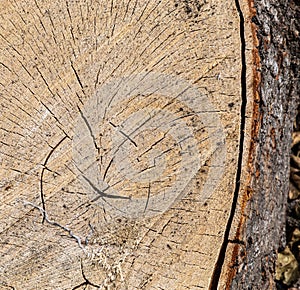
[{"x1": 0, "y1": 0, "x2": 257, "y2": 289}]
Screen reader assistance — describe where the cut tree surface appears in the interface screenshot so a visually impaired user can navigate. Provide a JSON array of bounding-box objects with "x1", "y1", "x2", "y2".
[{"x1": 0, "y1": 0, "x2": 255, "y2": 289}]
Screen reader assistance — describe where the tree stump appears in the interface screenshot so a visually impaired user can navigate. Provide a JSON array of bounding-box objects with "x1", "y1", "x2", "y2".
[{"x1": 2, "y1": 0, "x2": 297, "y2": 289}]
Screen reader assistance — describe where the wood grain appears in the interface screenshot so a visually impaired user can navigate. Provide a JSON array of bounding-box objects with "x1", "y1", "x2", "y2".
[{"x1": 0, "y1": 0, "x2": 254, "y2": 289}]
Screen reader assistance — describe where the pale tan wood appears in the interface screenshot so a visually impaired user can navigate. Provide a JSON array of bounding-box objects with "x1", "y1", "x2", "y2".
[{"x1": 0, "y1": 0, "x2": 253, "y2": 289}]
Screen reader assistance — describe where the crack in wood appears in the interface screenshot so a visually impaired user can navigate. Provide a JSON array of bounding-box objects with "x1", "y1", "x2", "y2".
[
  {"x1": 35, "y1": 66, "x2": 55, "y2": 97},
  {"x1": 71, "y1": 60, "x2": 84, "y2": 91},
  {"x1": 0, "y1": 283, "x2": 16, "y2": 290},
  {"x1": 109, "y1": 121, "x2": 138, "y2": 147},
  {"x1": 40, "y1": 135, "x2": 68, "y2": 223},
  {"x1": 81, "y1": 173, "x2": 130, "y2": 201},
  {"x1": 72, "y1": 260, "x2": 100, "y2": 290},
  {"x1": 21, "y1": 200, "x2": 86, "y2": 250},
  {"x1": 208, "y1": 0, "x2": 248, "y2": 288},
  {"x1": 40, "y1": 101, "x2": 70, "y2": 137},
  {"x1": 228, "y1": 239, "x2": 246, "y2": 246},
  {"x1": 144, "y1": 183, "x2": 151, "y2": 213},
  {"x1": 103, "y1": 157, "x2": 114, "y2": 181},
  {"x1": 77, "y1": 105, "x2": 100, "y2": 151}
]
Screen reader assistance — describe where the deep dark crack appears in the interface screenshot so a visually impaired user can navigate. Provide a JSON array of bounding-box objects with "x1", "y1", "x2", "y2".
[
  {"x1": 208, "y1": 0, "x2": 247, "y2": 288},
  {"x1": 72, "y1": 260, "x2": 100, "y2": 290}
]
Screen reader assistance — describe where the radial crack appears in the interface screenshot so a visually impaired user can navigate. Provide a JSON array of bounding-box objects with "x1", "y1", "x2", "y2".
[
  {"x1": 103, "y1": 157, "x2": 114, "y2": 181},
  {"x1": 109, "y1": 121, "x2": 138, "y2": 147},
  {"x1": 77, "y1": 105, "x2": 100, "y2": 151},
  {"x1": 144, "y1": 183, "x2": 151, "y2": 212},
  {"x1": 71, "y1": 61, "x2": 84, "y2": 91}
]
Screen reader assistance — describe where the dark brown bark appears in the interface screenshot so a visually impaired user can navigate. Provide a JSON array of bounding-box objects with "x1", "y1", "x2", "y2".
[{"x1": 229, "y1": 0, "x2": 300, "y2": 288}]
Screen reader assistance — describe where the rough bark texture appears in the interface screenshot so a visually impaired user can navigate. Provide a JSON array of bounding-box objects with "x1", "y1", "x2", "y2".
[{"x1": 229, "y1": 0, "x2": 300, "y2": 288}]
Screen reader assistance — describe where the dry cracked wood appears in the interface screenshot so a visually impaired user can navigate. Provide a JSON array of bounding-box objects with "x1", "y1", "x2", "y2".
[{"x1": 0, "y1": 0, "x2": 255, "y2": 289}]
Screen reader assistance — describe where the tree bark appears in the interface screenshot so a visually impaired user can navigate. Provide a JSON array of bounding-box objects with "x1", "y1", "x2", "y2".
[
  {"x1": 221, "y1": 0, "x2": 300, "y2": 289},
  {"x1": 0, "y1": 0, "x2": 298, "y2": 289}
]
